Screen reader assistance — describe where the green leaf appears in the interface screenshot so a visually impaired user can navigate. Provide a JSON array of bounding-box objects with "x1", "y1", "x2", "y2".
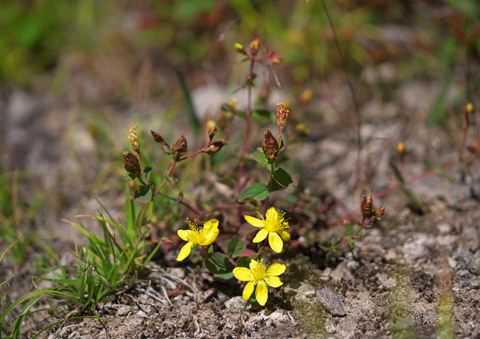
[
  {"x1": 134, "y1": 185, "x2": 152, "y2": 204},
  {"x1": 239, "y1": 183, "x2": 270, "y2": 201},
  {"x1": 249, "y1": 150, "x2": 270, "y2": 168},
  {"x1": 214, "y1": 271, "x2": 234, "y2": 281},
  {"x1": 252, "y1": 109, "x2": 272, "y2": 121},
  {"x1": 268, "y1": 168, "x2": 293, "y2": 192},
  {"x1": 227, "y1": 237, "x2": 246, "y2": 259},
  {"x1": 235, "y1": 256, "x2": 251, "y2": 268}
]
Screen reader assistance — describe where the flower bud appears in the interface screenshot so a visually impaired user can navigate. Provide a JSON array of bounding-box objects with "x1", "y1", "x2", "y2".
[
  {"x1": 123, "y1": 151, "x2": 141, "y2": 178},
  {"x1": 262, "y1": 129, "x2": 279, "y2": 161},
  {"x1": 374, "y1": 206, "x2": 385, "y2": 220},
  {"x1": 360, "y1": 194, "x2": 373, "y2": 217},
  {"x1": 128, "y1": 125, "x2": 140, "y2": 153},
  {"x1": 466, "y1": 102, "x2": 474, "y2": 114},
  {"x1": 172, "y1": 135, "x2": 188, "y2": 161},
  {"x1": 276, "y1": 103, "x2": 289, "y2": 132},
  {"x1": 396, "y1": 142, "x2": 406, "y2": 156},
  {"x1": 266, "y1": 50, "x2": 283, "y2": 64},
  {"x1": 298, "y1": 89, "x2": 313, "y2": 105},
  {"x1": 234, "y1": 43, "x2": 246, "y2": 55},
  {"x1": 207, "y1": 125, "x2": 217, "y2": 142},
  {"x1": 249, "y1": 37, "x2": 260, "y2": 55}
]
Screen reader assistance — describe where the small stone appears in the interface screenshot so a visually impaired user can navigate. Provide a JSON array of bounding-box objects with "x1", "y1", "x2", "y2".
[
  {"x1": 116, "y1": 305, "x2": 131, "y2": 316},
  {"x1": 346, "y1": 260, "x2": 359, "y2": 270},
  {"x1": 316, "y1": 287, "x2": 346, "y2": 317},
  {"x1": 437, "y1": 223, "x2": 452, "y2": 235},
  {"x1": 453, "y1": 250, "x2": 480, "y2": 275},
  {"x1": 225, "y1": 296, "x2": 247, "y2": 311},
  {"x1": 284, "y1": 282, "x2": 316, "y2": 302}
]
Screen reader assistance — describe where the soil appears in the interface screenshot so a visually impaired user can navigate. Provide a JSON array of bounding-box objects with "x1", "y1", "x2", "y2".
[{"x1": 1, "y1": 44, "x2": 480, "y2": 339}]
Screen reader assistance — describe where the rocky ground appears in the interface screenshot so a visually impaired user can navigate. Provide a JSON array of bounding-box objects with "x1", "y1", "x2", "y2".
[{"x1": 1, "y1": 63, "x2": 480, "y2": 338}]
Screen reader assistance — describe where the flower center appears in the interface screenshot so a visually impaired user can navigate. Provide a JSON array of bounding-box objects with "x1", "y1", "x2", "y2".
[
  {"x1": 264, "y1": 217, "x2": 283, "y2": 232},
  {"x1": 251, "y1": 262, "x2": 267, "y2": 280},
  {"x1": 187, "y1": 220, "x2": 205, "y2": 244}
]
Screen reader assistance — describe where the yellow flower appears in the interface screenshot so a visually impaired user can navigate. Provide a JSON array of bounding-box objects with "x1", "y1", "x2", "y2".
[
  {"x1": 176, "y1": 219, "x2": 219, "y2": 261},
  {"x1": 244, "y1": 207, "x2": 290, "y2": 253},
  {"x1": 233, "y1": 260, "x2": 286, "y2": 306}
]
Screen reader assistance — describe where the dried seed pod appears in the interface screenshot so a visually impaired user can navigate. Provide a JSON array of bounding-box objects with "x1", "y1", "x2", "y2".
[
  {"x1": 276, "y1": 103, "x2": 289, "y2": 132},
  {"x1": 374, "y1": 206, "x2": 385, "y2": 220},
  {"x1": 123, "y1": 151, "x2": 141, "y2": 178},
  {"x1": 150, "y1": 130, "x2": 171, "y2": 154},
  {"x1": 360, "y1": 194, "x2": 374, "y2": 217},
  {"x1": 262, "y1": 129, "x2": 279, "y2": 161},
  {"x1": 205, "y1": 140, "x2": 226, "y2": 155},
  {"x1": 172, "y1": 135, "x2": 188, "y2": 160}
]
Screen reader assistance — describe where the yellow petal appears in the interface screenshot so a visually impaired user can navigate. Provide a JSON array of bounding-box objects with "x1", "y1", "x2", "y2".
[
  {"x1": 233, "y1": 267, "x2": 254, "y2": 281},
  {"x1": 242, "y1": 281, "x2": 255, "y2": 301},
  {"x1": 200, "y1": 226, "x2": 219, "y2": 246},
  {"x1": 266, "y1": 207, "x2": 278, "y2": 221},
  {"x1": 252, "y1": 229, "x2": 268, "y2": 243},
  {"x1": 266, "y1": 263, "x2": 286, "y2": 276},
  {"x1": 265, "y1": 276, "x2": 283, "y2": 288},
  {"x1": 255, "y1": 280, "x2": 268, "y2": 306},
  {"x1": 268, "y1": 232, "x2": 283, "y2": 253},
  {"x1": 279, "y1": 230, "x2": 290, "y2": 241},
  {"x1": 176, "y1": 242, "x2": 194, "y2": 261},
  {"x1": 177, "y1": 229, "x2": 189, "y2": 241},
  {"x1": 249, "y1": 259, "x2": 259, "y2": 272},
  {"x1": 244, "y1": 215, "x2": 265, "y2": 228},
  {"x1": 203, "y1": 219, "x2": 219, "y2": 232}
]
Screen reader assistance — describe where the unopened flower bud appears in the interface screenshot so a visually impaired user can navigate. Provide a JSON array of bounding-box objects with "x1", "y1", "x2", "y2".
[
  {"x1": 298, "y1": 89, "x2": 313, "y2": 105},
  {"x1": 267, "y1": 50, "x2": 283, "y2": 64},
  {"x1": 172, "y1": 135, "x2": 188, "y2": 160},
  {"x1": 208, "y1": 126, "x2": 217, "y2": 141},
  {"x1": 360, "y1": 194, "x2": 374, "y2": 217},
  {"x1": 123, "y1": 151, "x2": 141, "y2": 178},
  {"x1": 262, "y1": 129, "x2": 279, "y2": 161},
  {"x1": 128, "y1": 125, "x2": 140, "y2": 152},
  {"x1": 466, "y1": 102, "x2": 474, "y2": 114},
  {"x1": 276, "y1": 103, "x2": 289, "y2": 132},
  {"x1": 205, "y1": 140, "x2": 226, "y2": 155},
  {"x1": 234, "y1": 43, "x2": 246, "y2": 55},
  {"x1": 249, "y1": 37, "x2": 260, "y2": 55},
  {"x1": 396, "y1": 142, "x2": 406, "y2": 156},
  {"x1": 374, "y1": 206, "x2": 385, "y2": 220}
]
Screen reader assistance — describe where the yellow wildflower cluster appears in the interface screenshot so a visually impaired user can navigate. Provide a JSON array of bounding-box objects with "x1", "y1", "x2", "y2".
[{"x1": 175, "y1": 207, "x2": 289, "y2": 307}]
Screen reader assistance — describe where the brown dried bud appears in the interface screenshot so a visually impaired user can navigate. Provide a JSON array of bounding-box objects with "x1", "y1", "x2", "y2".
[
  {"x1": 262, "y1": 129, "x2": 279, "y2": 161},
  {"x1": 150, "y1": 130, "x2": 171, "y2": 154},
  {"x1": 360, "y1": 194, "x2": 374, "y2": 217},
  {"x1": 123, "y1": 151, "x2": 141, "y2": 178},
  {"x1": 276, "y1": 103, "x2": 289, "y2": 132},
  {"x1": 172, "y1": 135, "x2": 188, "y2": 160},
  {"x1": 205, "y1": 140, "x2": 226, "y2": 155},
  {"x1": 208, "y1": 126, "x2": 217, "y2": 142},
  {"x1": 249, "y1": 37, "x2": 260, "y2": 55},
  {"x1": 374, "y1": 206, "x2": 385, "y2": 220}
]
